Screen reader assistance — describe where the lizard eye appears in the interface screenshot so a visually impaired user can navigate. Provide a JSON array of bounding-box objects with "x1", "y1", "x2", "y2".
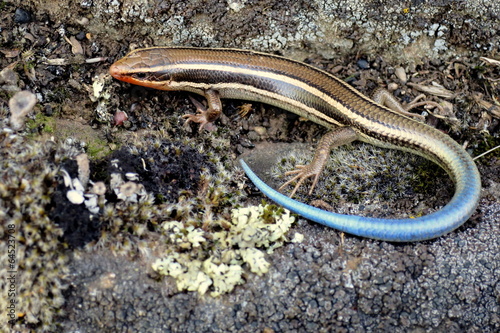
[{"x1": 133, "y1": 72, "x2": 147, "y2": 79}]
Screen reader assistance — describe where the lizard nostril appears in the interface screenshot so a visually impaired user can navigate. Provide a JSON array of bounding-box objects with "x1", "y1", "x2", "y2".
[{"x1": 109, "y1": 63, "x2": 121, "y2": 78}]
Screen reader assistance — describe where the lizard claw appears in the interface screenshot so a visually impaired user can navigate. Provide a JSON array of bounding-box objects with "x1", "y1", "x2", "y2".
[
  {"x1": 278, "y1": 164, "x2": 322, "y2": 198},
  {"x1": 182, "y1": 113, "x2": 213, "y2": 131},
  {"x1": 278, "y1": 127, "x2": 358, "y2": 199},
  {"x1": 182, "y1": 96, "x2": 217, "y2": 132}
]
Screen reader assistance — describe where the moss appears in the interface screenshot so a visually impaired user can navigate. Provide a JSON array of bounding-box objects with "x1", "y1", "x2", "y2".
[
  {"x1": 45, "y1": 86, "x2": 72, "y2": 104},
  {"x1": 276, "y1": 144, "x2": 417, "y2": 199},
  {"x1": 23, "y1": 60, "x2": 36, "y2": 71},
  {"x1": 26, "y1": 112, "x2": 56, "y2": 134},
  {"x1": 411, "y1": 159, "x2": 448, "y2": 194},
  {"x1": 272, "y1": 142, "x2": 448, "y2": 217},
  {"x1": 85, "y1": 137, "x2": 109, "y2": 159},
  {"x1": 0, "y1": 122, "x2": 84, "y2": 332},
  {"x1": 474, "y1": 133, "x2": 500, "y2": 162},
  {"x1": 6, "y1": 117, "x2": 300, "y2": 303},
  {"x1": 84, "y1": 135, "x2": 235, "y2": 256}
]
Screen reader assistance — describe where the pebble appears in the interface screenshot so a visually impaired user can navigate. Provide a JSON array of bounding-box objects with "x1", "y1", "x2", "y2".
[
  {"x1": 239, "y1": 137, "x2": 256, "y2": 148},
  {"x1": 253, "y1": 126, "x2": 267, "y2": 136},
  {"x1": 114, "y1": 111, "x2": 128, "y2": 126},
  {"x1": 76, "y1": 154, "x2": 90, "y2": 188},
  {"x1": 395, "y1": 67, "x2": 407, "y2": 83},
  {"x1": 246, "y1": 131, "x2": 260, "y2": 142},
  {"x1": 387, "y1": 83, "x2": 398, "y2": 91},
  {"x1": 76, "y1": 31, "x2": 87, "y2": 41},
  {"x1": 357, "y1": 59, "x2": 370, "y2": 69},
  {"x1": 8, "y1": 90, "x2": 37, "y2": 130},
  {"x1": 14, "y1": 8, "x2": 32, "y2": 24},
  {"x1": 0, "y1": 67, "x2": 19, "y2": 85},
  {"x1": 44, "y1": 104, "x2": 53, "y2": 116}
]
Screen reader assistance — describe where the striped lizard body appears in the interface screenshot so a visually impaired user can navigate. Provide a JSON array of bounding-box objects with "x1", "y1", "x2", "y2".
[{"x1": 110, "y1": 47, "x2": 481, "y2": 242}]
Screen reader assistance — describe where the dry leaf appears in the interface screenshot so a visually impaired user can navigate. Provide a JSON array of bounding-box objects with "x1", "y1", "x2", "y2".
[
  {"x1": 45, "y1": 58, "x2": 68, "y2": 65},
  {"x1": 473, "y1": 92, "x2": 500, "y2": 118},
  {"x1": 407, "y1": 82, "x2": 454, "y2": 99},
  {"x1": 480, "y1": 57, "x2": 500, "y2": 67},
  {"x1": 64, "y1": 35, "x2": 84, "y2": 55},
  {"x1": 0, "y1": 48, "x2": 21, "y2": 58}
]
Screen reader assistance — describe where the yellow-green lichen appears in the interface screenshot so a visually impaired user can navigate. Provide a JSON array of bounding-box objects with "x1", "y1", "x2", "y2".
[{"x1": 152, "y1": 204, "x2": 298, "y2": 297}]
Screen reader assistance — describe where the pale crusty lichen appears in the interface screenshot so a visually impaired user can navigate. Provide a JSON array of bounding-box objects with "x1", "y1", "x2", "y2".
[{"x1": 153, "y1": 204, "x2": 299, "y2": 297}]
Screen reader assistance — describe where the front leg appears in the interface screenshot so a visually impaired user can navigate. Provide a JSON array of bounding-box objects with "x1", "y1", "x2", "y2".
[
  {"x1": 182, "y1": 89, "x2": 222, "y2": 131},
  {"x1": 279, "y1": 127, "x2": 358, "y2": 198}
]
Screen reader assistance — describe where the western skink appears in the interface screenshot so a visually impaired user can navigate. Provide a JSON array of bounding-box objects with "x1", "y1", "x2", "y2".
[{"x1": 109, "y1": 47, "x2": 481, "y2": 242}]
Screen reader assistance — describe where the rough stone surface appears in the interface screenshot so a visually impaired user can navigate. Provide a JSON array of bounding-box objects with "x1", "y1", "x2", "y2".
[
  {"x1": 22, "y1": 0, "x2": 500, "y2": 63},
  {"x1": 62, "y1": 202, "x2": 499, "y2": 332}
]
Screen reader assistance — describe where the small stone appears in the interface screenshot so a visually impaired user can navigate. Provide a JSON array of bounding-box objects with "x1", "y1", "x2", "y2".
[
  {"x1": 246, "y1": 131, "x2": 260, "y2": 142},
  {"x1": 76, "y1": 153, "x2": 90, "y2": 187},
  {"x1": 114, "y1": 110, "x2": 128, "y2": 126},
  {"x1": 76, "y1": 31, "x2": 86, "y2": 40},
  {"x1": 238, "y1": 137, "x2": 255, "y2": 148},
  {"x1": 252, "y1": 126, "x2": 267, "y2": 136},
  {"x1": 14, "y1": 8, "x2": 32, "y2": 24},
  {"x1": 395, "y1": 67, "x2": 407, "y2": 83},
  {"x1": 0, "y1": 66, "x2": 19, "y2": 85},
  {"x1": 9, "y1": 90, "x2": 37, "y2": 130},
  {"x1": 387, "y1": 83, "x2": 398, "y2": 91},
  {"x1": 357, "y1": 59, "x2": 370, "y2": 69},
  {"x1": 44, "y1": 104, "x2": 53, "y2": 116}
]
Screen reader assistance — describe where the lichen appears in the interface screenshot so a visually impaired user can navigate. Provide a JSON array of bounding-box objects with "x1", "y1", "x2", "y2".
[
  {"x1": 66, "y1": 132, "x2": 302, "y2": 297},
  {"x1": 0, "y1": 119, "x2": 299, "y2": 330},
  {"x1": 152, "y1": 204, "x2": 298, "y2": 297}
]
